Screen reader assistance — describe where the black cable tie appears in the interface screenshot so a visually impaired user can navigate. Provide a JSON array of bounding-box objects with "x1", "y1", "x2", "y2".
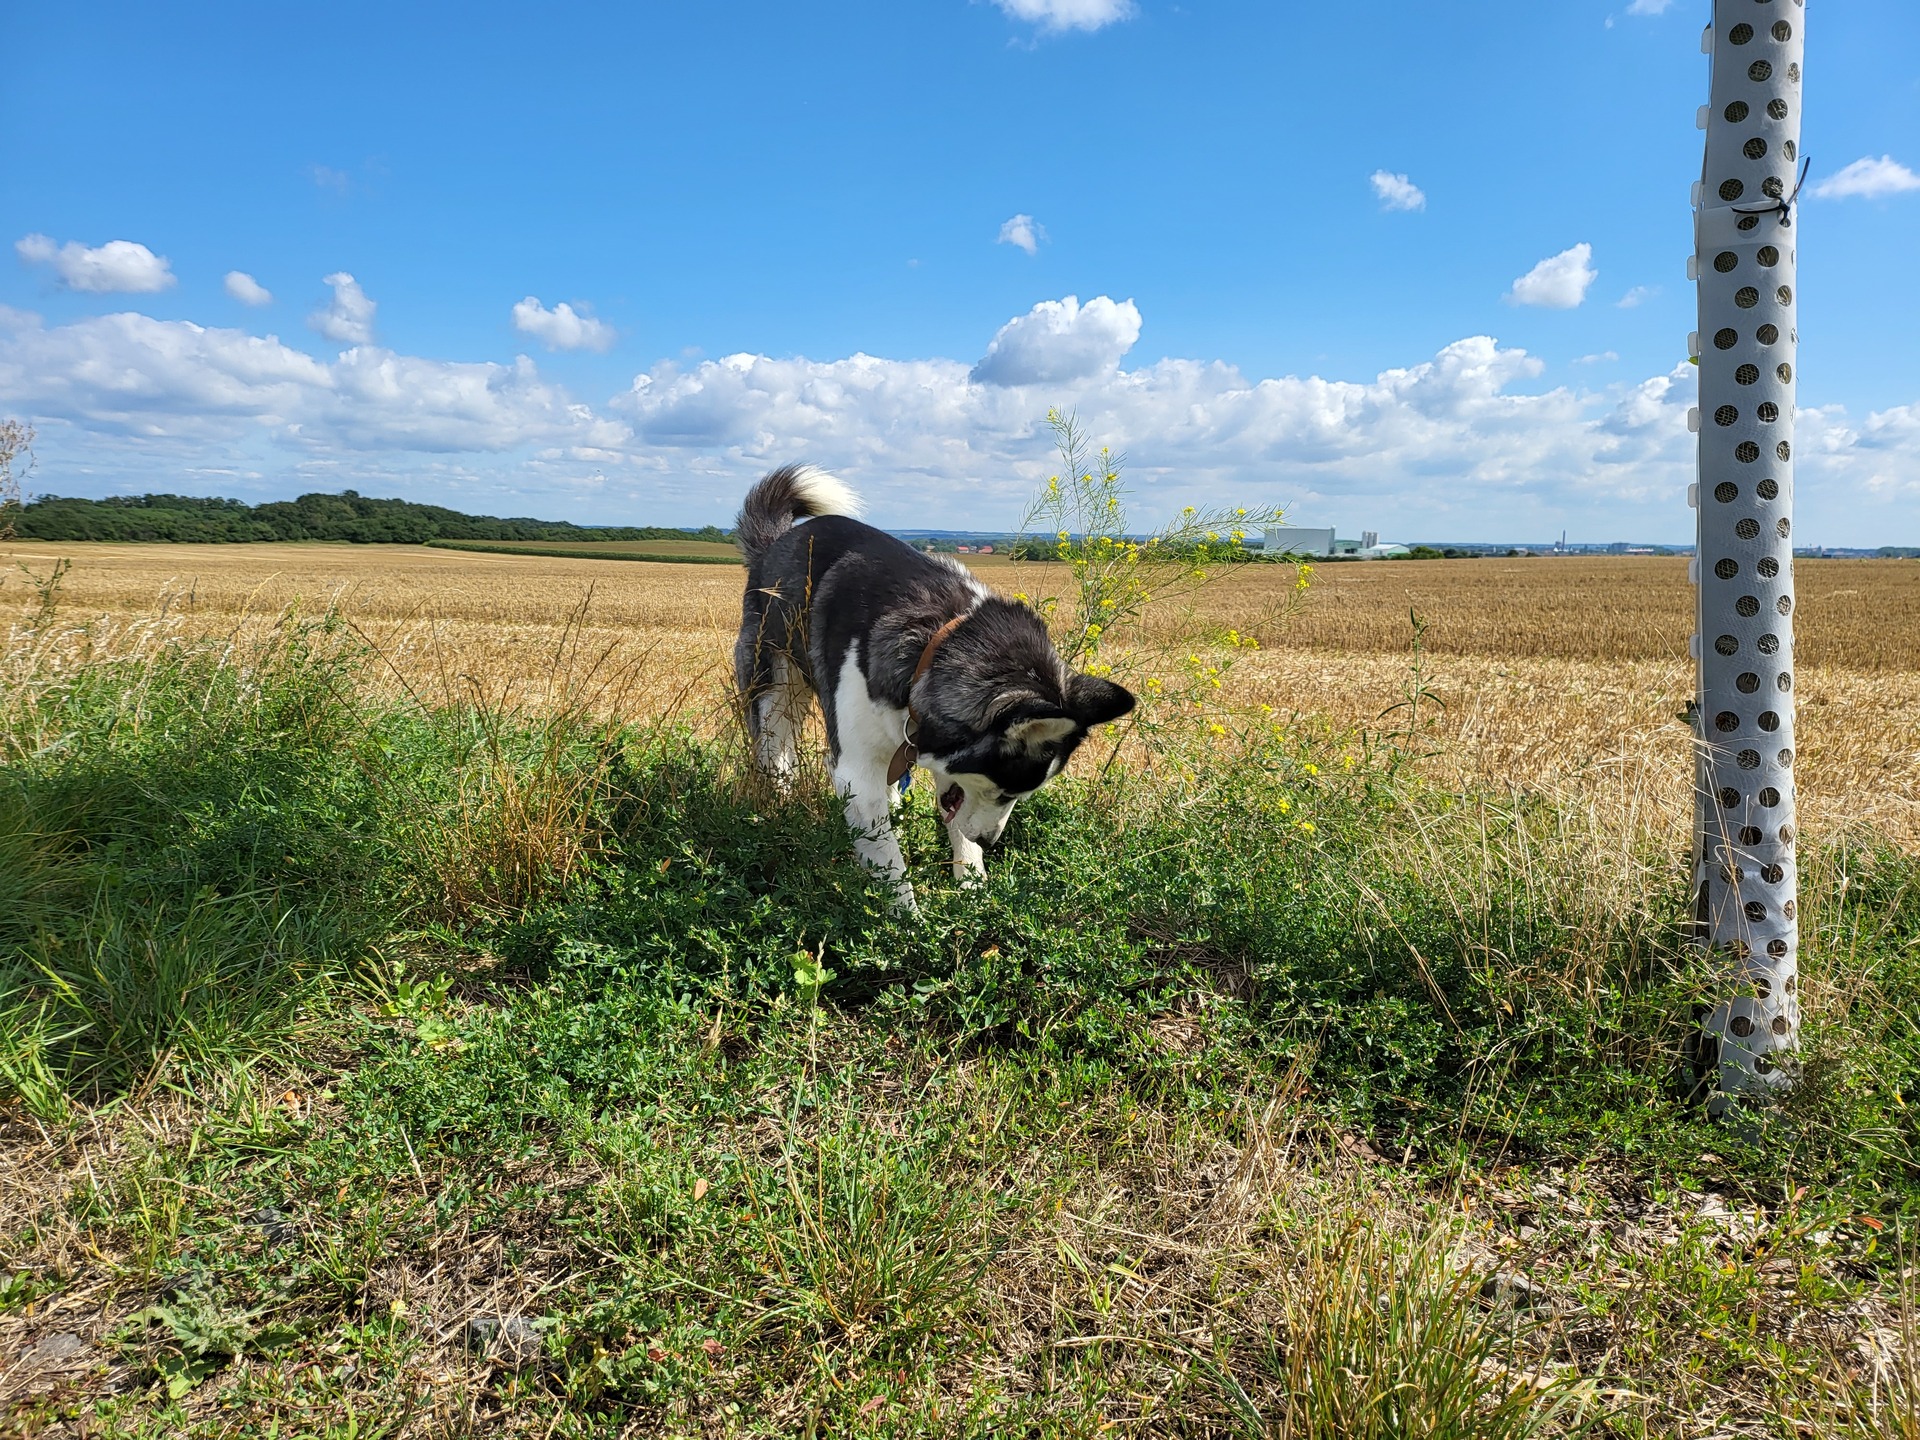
[{"x1": 1732, "y1": 157, "x2": 1812, "y2": 225}]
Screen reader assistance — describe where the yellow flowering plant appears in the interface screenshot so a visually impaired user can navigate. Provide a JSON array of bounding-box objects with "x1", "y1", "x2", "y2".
[
  {"x1": 1014, "y1": 408, "x2": 1292, "y2": 668},
  {"x1": 1010, "y1": 408, "x2": 1316, "y2": 792}
]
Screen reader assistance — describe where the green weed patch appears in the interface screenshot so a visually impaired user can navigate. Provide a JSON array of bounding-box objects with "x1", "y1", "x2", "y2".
[{"x1": 4, "y1": 622, "x2": 1917, "y2": 1435}]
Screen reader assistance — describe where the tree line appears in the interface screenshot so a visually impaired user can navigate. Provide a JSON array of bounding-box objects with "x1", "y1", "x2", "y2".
[{"x1": 4, "y1": 490, "x2": 730, "y2": 546}]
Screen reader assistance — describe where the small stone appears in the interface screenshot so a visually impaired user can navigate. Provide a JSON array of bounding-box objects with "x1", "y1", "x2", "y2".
[
  {"x1": 466, "y1": 1316, "x2": 544, "y2": 1368},
  {"x1": 1479, "y1": 1270, "x2": 1546, "y2": 1309},
  {"x1": 249, "y1": 1207, "x2": 298, "y2": 1245},
  {"x1": 21, "y1": 1332, "x2": 90, "y2": 1370}
]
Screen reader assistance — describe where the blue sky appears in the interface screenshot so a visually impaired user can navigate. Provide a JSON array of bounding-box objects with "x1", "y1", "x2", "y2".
[{"x1": 3, "y1": 0, "x2": 1916, "y2": 544}]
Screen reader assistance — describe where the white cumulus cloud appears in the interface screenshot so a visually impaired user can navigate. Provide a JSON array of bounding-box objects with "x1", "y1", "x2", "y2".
[
  {"x1": 1812, "y1": 155, "x2": 1920, "y2": 201},
  {"x1": 308, "y1": 272, "x2": 376, "y2": 345},
  {"x1": 970, "y1": 294, "x2": 1141, "y2": 386},
  {"x1": 320, "y1": 348, "x2": 627, "y2": 452},
  {"x1": 1616, "y1": 285, "x2": 1659, "y2": 309},
  {"x1": 5, "y1": 293, "x2": 1918, "y2": 544},
  {"x1": 0, "y1": 307, "x2": 625, "y2": 456},
  {"x1": 0, "y1": 309, "x2": 331, "y2": 440},
  {"x1": 1370, "y1": 171, "x2": 1427, "y2": 212},
  {"x1": 1507, "y1": 244, "x2": 1597, "y2": 309},
  {"x1": 1626, "y1": 0, "x2": 1673, "y2": 14},
  {"x1": 607, "y1": 331, "x2": 1917, "y2": 539},
  {"x1": 15, "y1": 234, "x2": 176, "y2": 293},
  {"x1": 512, "y1": 296, "x2": 616, "y2": 353},
  {"x1": 990, "y1": 0, "x2": 1133, "y2": 32},
  {"x1": 609, "y1": 333, "x2": 1660, "y2": 530},
  {"x1": 996, "y1": 214, "x2": 1044, "y2": 256},
  {"x1": 224, "y1": 271, "x2": 273, "y2": 307}
]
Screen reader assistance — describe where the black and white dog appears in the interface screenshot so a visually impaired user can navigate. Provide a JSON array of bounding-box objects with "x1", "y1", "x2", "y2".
[{"x1": 734, "y1": 465, "x2": 1135, "y2": 906}]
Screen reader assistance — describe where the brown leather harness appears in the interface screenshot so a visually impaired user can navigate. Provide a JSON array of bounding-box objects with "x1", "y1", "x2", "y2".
[{"x1": 886, "y1": 613, "x2": 968, "y2": 787}]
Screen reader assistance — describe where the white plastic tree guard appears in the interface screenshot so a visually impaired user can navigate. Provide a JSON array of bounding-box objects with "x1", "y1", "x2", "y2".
[{"x1": 1689, "y1": 0, "x2": 1805, "y2": 1116}]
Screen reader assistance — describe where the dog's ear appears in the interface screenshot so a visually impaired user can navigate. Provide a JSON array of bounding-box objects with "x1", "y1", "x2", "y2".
[
  {"x1": 1005, "y1": 715, "x2": 1078, "y2": 751},
  {"x1": 1067, "y1": 674, "x2": 1136, "y2": 727}
]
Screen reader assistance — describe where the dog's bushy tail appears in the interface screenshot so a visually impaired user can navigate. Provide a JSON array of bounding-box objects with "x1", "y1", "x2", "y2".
[{"x1": 735, "y1": 465, "x2": 864, "y2": 562}]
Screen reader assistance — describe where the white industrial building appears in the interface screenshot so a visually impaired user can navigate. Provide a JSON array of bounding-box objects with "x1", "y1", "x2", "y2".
[
  {"x1": 1261, "y1": 525, "x2": 1337, "y2": 556},
  {"x1": 1263, "y1": 524, "x2": 1408, "y2": 560}
]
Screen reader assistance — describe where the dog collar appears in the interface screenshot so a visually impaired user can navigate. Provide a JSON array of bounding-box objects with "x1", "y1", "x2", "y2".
[{"x1": 887, "y1": 613, "x2": 968, "y2": 787}]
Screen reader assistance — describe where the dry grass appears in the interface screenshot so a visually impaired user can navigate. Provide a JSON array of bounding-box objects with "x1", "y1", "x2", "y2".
[
  {"x1": 1050, "y1": 554, "x2": 1920, "y2": 671},
  {"x1": 4, "y1": 540, "x2": 1916, "y2": 847},
  {"x1": 0, "y1": 539, "x2": 743, "y2": 722},
  {"x1": 432, "y1": 537, "x2": 740, "y2": 557}
]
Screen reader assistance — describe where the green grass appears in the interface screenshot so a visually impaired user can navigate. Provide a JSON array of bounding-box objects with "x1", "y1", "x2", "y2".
[{"x1": 2, "y1": 618, "x2": 1917, "y2": 1435}]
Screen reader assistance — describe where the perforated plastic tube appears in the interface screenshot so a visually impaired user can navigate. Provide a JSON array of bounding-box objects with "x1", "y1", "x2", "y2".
[{"x1": 1689, "y1": 0, "x2": 1804, "y2": 1116}]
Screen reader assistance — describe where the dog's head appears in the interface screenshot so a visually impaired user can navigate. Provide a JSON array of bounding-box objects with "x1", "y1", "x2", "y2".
[{"x1": 912, "y1": 599, "x2": 1136, "y2": 847}]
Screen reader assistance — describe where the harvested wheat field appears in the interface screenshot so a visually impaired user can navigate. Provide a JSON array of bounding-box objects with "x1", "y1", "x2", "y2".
[{"x1": 6, "y1": 540, "x2": 1915, "y2": 844}]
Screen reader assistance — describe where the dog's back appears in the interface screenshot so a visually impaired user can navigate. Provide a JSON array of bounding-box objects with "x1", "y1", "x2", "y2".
[{"x1": 735, "y1": 467, "x2": 980, "y2": 708}]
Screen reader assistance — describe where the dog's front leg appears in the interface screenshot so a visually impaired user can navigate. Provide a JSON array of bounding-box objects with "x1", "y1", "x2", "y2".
[
  {"x1": 834, "y1": 761, "x2": 917, "y2": 912},
  {"x1": 947, "y1": 824, "x2": 986, "y2": 887}
]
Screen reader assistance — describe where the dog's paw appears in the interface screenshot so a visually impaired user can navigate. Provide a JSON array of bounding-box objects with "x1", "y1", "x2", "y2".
[{"x1": 891, "y1": 879, "x2": 921, "y2": 914}]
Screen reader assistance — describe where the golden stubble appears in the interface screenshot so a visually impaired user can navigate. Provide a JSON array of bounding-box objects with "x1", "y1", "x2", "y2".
[{"x1": 5, "y1": 541, "x2": 1916, "y2": 845}]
